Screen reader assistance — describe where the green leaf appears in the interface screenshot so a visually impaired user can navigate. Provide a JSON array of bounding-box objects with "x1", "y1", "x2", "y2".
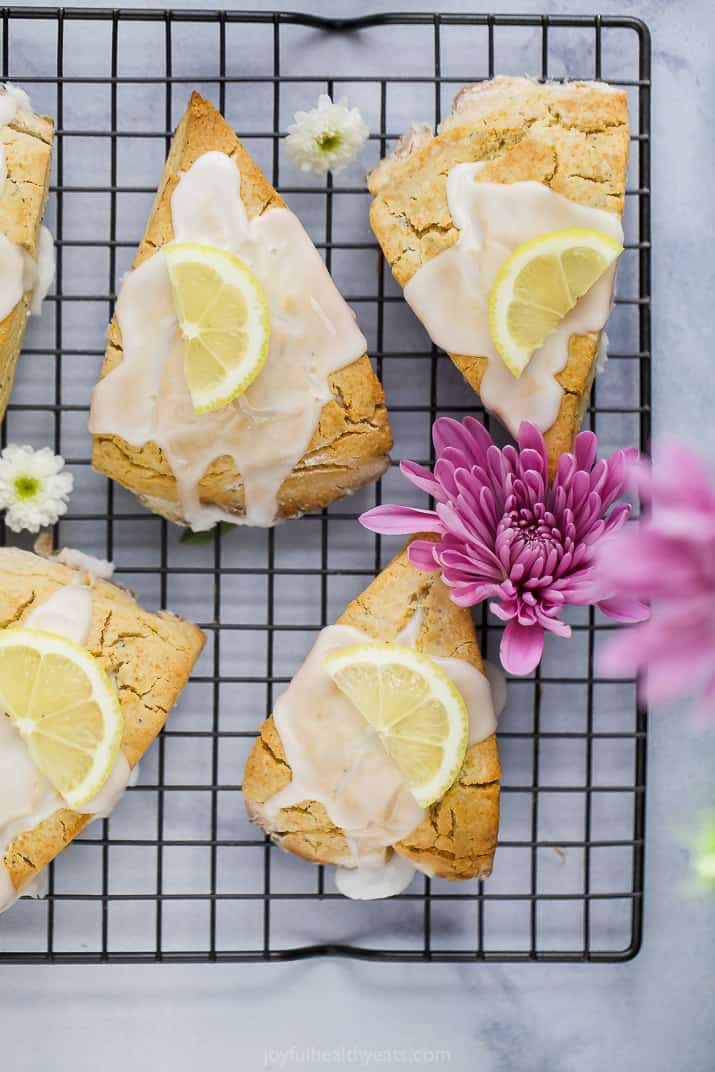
[{"x1": 180, "y1": 522, "x2": 237, "y2": 545}]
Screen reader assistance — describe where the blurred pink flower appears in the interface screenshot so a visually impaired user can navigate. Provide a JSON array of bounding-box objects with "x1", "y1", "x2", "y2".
[
  {"x1": 360, "y1": 417, "x2": 646, "y2": 676},
  {"x1": 597, "y1": 441, "x2": 715, "y2": 719}
]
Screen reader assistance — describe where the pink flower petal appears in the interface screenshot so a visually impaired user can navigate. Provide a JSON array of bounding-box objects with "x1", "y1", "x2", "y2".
[
  {"x1": 598, "y1": 617, "x2": 709, "y2": 683},
  {"x1": 499, "y1": 618, "x2": 545, "y2": 676},
  {"x1": 641, "y1": 648, "x2": 712, "y2": 707},
  {"x1": 399, "y1": 460, "x2": 447, "y2": 501},
  {"x1": 359, "y1": 505, "x2": 443, "y2": 535},
  {"x1": 449, "y1": 581, "x2": 500, "y2": 606},
  {"x1": 538, "y1": 613, "x2": 571, "y2": 638},
  {"x1": 597, "y1": 622, "x2": 654, "y2": 677},
  {"x1": 649, "y1": 441, "x2": 715, "y2": 513},
  {"x1": 462, "y1": 416, "x2": 494, "y2": 466},
  {"x1": 517, "y1": 421, "x2": 548, "y2": 472},
  {"x1": 489, "y1": 600, "x2": 515, "y2": 623},
  {"x1": 406, "y1": 539, "x2": 440, "y2": 572},
  {"x1": 597, "y1": 596, "x2": 650, "y2": 623},
  {"x1": 573, "y1": 429, "x2": 598, "y2": 472},
  {"x1": 432, "y1": 416, "x2": 489, "y2": 463},
  {"x1": 434, "y1": 457, "x2": 459, "y2": 498},
  {"x1": 654, "y1": 506, "x2": 715, "y2": 542}
]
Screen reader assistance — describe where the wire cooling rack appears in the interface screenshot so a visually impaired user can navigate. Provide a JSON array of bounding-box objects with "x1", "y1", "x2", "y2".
[{"x1": 0, "y1": 8, "x2": 651, "y2": 963}]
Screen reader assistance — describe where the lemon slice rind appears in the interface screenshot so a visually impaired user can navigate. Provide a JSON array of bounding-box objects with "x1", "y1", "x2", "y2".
[
  {"x1": 488, "y1": 227, "x2": 623, "y2": 379},
  {"x1": 323, "y1": 642, "x2": 469, "y2": 808},
  {"x1": 0, "y1": 628, "x2": 123, "y2": 810}
]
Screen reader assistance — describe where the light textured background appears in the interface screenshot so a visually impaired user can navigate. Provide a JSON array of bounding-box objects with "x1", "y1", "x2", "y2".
[{"x1": 1, "y1": 1, "x2": 714, "y2": 1069}]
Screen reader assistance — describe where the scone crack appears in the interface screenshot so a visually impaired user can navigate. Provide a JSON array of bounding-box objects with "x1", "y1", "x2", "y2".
[
  {"x1": 461, "y1": 773, "x2": 500, "y2": 790},
  {"x1": 302, "y1": 431, "x2": 386, "y2": 470},
  {"x1": 116, "y1": 680, "x2": 169, "y2": 715},
  {"x1": 96, "y1": 608, "x2": 113, "y2": 650},
  {"x1": 282, "y1": 801, "x2": 339, "y2": 828},
  {"x1": 544, "y1": 102, "x2": 627, "y2": 134},
  {"x1": 8, "y1": 117, "x2": 53, "y2": 147},
  {"x1": 256, "y1": 193, "x2": 280, "y2": 218},
  {"x1": 450, "y1": 639, "x2": 479, "y2": 661},
  {"x1": 393, "y1": 216, "x2": 455, "y2": 242},
  {"x1": 256, "y1": 732, "x2": 290, "y2": 773},
  {"x1": 0, "y1": 589, "x2": 37, "y2": 627},
  {"x1": 315, "y1": 411, "x2": 387, "y2": 443}
]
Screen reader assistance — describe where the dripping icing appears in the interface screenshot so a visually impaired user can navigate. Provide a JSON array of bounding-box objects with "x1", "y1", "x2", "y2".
[
  {"x1": 261, "y1": 609, "x2": 497, "y2": 899},
  {"x1": 89, "y1": 150, "x2": 367, "y2": 530},
  {"x1": 403, "y1": 163, "x2": 623, "y2": 435},
  {"x1": 0, "y1": 581, "x2": 132, "y2": 913},
  {"x1": 0, "y1": 85, "x2": 55, "y2": 318}
]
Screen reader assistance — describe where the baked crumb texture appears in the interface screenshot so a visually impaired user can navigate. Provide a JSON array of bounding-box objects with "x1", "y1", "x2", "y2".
[
  {"x1": 0, "y1": 547, "x2": 205, "y2": 896},
  {"x1": 243, "y1": 538, "x2": 501, "y2": 881},
  {"x1": 92, "y1": 92, "x2": 392, "y2": 525},
  {"x1": 368, "y1": 77, "x2": 630, "y2": 471},
  {"x1": 0, "y1": 107, "x2": 54, "y2": 420}
]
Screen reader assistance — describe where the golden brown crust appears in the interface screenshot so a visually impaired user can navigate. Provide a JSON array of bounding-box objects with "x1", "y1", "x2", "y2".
[
  {"x1": 92, "y1": 92, "x2": 392, "y2": 524},
  {"x1": 243, "y1": 538, "x2": 501, "y2": 881},
  {"x1": 0, "y1": 547, "x2": 205, "y2": 896},
  {"x1": 368, "y1": 77, "x2": 629, "y2": 471},
  {"x1": 0, "y1": 107, "x2": 54, "y2": 420}
]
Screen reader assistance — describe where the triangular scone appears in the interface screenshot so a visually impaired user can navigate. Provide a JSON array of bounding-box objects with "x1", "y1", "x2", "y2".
[
  {"x1": 243, "y1": 539, "x2": 501, "y2": 881},
  {"x1": 368, "y1": 77, "x2": 630, "y2": 472},
  {"x1": 91, "y1": 93, "x2": 392, "y2": 526},
  {"x1": 0, "y1": 548, "x2": 204, "y2": 902},
  {"x1": 0, "y1": 104, "x2": 53, "y2": 420}
]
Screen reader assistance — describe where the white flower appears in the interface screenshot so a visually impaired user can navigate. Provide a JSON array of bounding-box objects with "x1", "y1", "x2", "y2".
[
  {"x1": 285, "y1": 94, "x2": 369, "y2": 175},
  {"x1": 0, "y1": 444, "x2": 73, "y2": 533}
]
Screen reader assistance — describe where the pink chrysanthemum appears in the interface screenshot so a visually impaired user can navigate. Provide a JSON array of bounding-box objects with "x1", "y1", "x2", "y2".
[
  {"x1": 360, "y1": 417, "x2": 647, "y2": 676},
  {"x1": 597, "y1": 441, "x2": 715, "y2": 720}
]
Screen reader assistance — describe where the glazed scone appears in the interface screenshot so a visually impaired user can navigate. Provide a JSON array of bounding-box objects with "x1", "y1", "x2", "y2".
[
  {"x1": 91, "y1": 92, "x2": 392, "y2": 528},
  {"x1": 0, "y1": 547, "x2": 204, "y2": 905},
  {"x1": 243, "y1": 539, "x2": 501, "y2": 882},
  {"x1": 0, "y1": 94, "x2": 54, "y2": 420},
  {"x1": 368, "y1": 77, "x2": 630, "y2": 472}
]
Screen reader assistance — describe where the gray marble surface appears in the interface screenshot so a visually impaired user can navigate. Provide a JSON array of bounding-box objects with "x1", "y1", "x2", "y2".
[{"x1": 1, "y1": 0, "x2": 714, "y2": 1069}]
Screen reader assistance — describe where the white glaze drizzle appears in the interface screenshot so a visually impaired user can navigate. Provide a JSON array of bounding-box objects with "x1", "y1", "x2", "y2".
[
  {"x1": 483, "y1": 660, "x2": 508, "y2": 721},
  {"x1": 0, "y1": 85, "x2": 54, "y2": 319},
  {"x1": 0, "y1": 582, "x2": 131, "y2": 914},
  {"x1": 596, "y1": 330, "x2": 609, "y2": 375},
  {"x1": 336, "y1": 655, "x2": 507, "y2": 901},
  {"x1": 89, "y1": 150, "x2": 367, "y2": 530},
  {"x1": 334, "y1": 851, "x2": 416, "y2": 900},
  {"x1": 0, "y1": 83, "x2": 31, "y2": 121},
  {"x1": 403, "y1": 163, "x2": 623, "y2": 435},
  {"x1": 27, "y1": 225, "x2": 56, "y2": 316},
  {"x1": 0, "y1": 232, "x2": 25, "y2": 321},
  {"x1": 56, "y1": 546, "x2": 114, "y2": 580},
  {"x1": 262, "y1": 609, "x2": 497, "y2": 899}
]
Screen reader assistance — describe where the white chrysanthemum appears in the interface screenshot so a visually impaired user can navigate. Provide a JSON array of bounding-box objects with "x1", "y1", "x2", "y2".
[
  {"x1": 285, "y1": 94, "x2": 369, "y2": 175},
  {"x1": 0, "y1": 444, "x2": 73, "y2": 533}
]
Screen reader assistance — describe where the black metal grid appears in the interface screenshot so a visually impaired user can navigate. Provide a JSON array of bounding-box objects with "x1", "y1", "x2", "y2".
[{"x1": 0, "y1": 8, "x2": 651, "y2": 963}]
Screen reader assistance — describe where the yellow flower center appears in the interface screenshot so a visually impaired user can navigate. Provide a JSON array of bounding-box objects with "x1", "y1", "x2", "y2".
[
  {"x1": 317, "y1": 131, "x2": 341, "y2": 152},
  {"x1": 13, "y1": 475, "x2": 41, "y2": 501}
]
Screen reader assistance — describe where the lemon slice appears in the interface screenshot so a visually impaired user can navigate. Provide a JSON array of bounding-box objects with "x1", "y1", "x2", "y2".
[
  {"x1": 0, "y1": 628, "x2": 123, "y2": 809},
  {"x1": 164, "y1": 242, "x2": 270, "y2": 413},
  {"x1": 488, "y1": 227, "x2": 623, "y2": 378},
  {"x1": 323, "y1": 643, "x2": 469, "y2": 808}
]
